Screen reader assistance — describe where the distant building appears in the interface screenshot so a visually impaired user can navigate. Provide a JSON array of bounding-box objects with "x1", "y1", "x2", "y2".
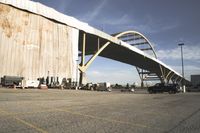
[{"x1": 191, "y1": 75, "x2": 200, "y2": 86}]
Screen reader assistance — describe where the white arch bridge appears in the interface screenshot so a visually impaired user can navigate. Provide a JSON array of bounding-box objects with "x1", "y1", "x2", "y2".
[{"x1": 78, "y1": 30, "x2": 187, "y2": 86}]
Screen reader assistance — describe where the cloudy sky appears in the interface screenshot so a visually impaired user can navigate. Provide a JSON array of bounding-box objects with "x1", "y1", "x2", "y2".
[{"x1": 33, "y1": 0, "x2": 200, "y2": 84}]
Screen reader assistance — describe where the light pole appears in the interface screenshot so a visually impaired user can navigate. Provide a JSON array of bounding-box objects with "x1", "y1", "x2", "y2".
[
  {"x1": 76, "y1": 59, "x2": 79, "y2": 90},
  {"x1": 178, "y1": 43, "x2": 185, "y2": 93}
]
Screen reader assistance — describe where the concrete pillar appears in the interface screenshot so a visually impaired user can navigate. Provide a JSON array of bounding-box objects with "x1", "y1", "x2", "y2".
[
  {"x1": 183, "y1": 85, "x2": 186, "y2": 93},
  {"x1": 141, "y1": 81, "x2": 144, "y2": 89},
  {"x1": 79, "y1": 33, "x2": 86, "y2": 86},
  {"x1": 79, "y1": 72, "x2": 87, "y2": 85}
]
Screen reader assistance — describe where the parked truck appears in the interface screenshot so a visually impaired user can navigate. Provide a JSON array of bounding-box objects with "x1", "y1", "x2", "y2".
[
  {"x1": 1, "y1": 76, "x2": 23, "y2": 87},
  {"x1": 148, "y1": 83, "x2": 180, "y2": 94},
  {"x1": 96, "y1": 82, "x2": 112, "y2": 92},
  {"x1": 80, "y1": 83, "x2": 94, "y2": 90}
]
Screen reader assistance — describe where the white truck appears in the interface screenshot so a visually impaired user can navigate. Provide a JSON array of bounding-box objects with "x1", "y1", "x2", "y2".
[
  {"x1": 96, "y1": 82, "x2": 112, "y2": 92},
  {"x1": 23, "y1": 80, "x2": 40, "y2": 88}
]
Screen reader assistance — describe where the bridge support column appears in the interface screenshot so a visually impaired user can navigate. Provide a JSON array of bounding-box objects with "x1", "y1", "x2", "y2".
[
  {"x1": 166, "y1": 71, "x2": 172, "y2": 83},
  {"x1": 78, "y1": 35, "x2": 111, "y2": 85},
  {"x1": 79, "y1": 72, "x2": 87, "y2": 85},
  {"x1": 79, "y1": 33, "x2": 86, "y2": 85},
  {"x1": 141, "y1": 69, "x2": 144, "y2": 88},
  {"x1": 169, "y1": 73, "x2": 175, "y2": 84},
  {"x1": 141, "y1": 79, "x2": 144, "y2": 89}
]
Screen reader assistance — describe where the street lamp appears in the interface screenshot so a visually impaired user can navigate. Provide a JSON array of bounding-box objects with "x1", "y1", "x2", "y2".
[
  {"x1": 76, "y1": 59, "x2": 79, "y2": 90},
  {"x1": 178, "y1": 43, "x2": 185, "y2": 93}
]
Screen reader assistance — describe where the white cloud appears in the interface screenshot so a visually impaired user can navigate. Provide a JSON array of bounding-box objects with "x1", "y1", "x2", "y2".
[
  {"x1": 104, "y1": 14, "x2": 180, "y2": 34},
  {"x1": 145, "y1": 15, "x2": 179, "y2": 33},
  {"x1": 88, "y1": 70, "x2": 103, "y2": 77},
  {"x1": 157, "y1": 45, "x2": 200, "y2": 60},
  {"x1": 102, "y1": 14, "x2": 132, "y2": 26},
  {"x1": 79, "y1": 0, "x2": 107, "y2": 22},
  {"x1": 170, "y1": 65, "x2": 200, "y2": 72},
  {"x1": 76, "y1": 4, "x2": 179, "y2": 35},
  {"x1": 87, "y1": 68, "x2": 140, "y2": 85},
  {"x1": 132, "y1": 22, "x2": 179, "y2": 34},
  {"x1": 169, "y1": 65, "x2": 200, "y2": 80},
  {"x1": 160, "y1": 23, "x2": 179, "y2": 31},
  {"x1": 58, "y1": 0, "x2": 72, "y2": 13}
]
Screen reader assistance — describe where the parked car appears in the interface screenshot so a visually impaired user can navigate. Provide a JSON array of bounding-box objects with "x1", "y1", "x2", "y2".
[
  {"x1": 80, "y1": 83, "x2": 94, "y2": 90},
  {"x1": 186, "y1": 85, "x2": 200, "y2": 92},
  {"x1": 148, "y1": 83, "x2": 180, "y2": 94},
  {"x1": 121, "y1": 88, "x2": 135, "y2": 92},
  {"x1": 121, "y1": 83, "x2": 135, "y2": 92}
]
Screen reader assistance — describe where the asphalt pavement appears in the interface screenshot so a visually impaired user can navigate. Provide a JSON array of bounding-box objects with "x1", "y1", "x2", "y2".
[{"x1": 0, "y1": 88, "x2": 200, "y2": 133}]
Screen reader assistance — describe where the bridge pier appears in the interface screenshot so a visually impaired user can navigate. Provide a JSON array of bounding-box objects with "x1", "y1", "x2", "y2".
[
  {"x1": 79, "y1": 32, "x2": 86, "y2": 85},
  {"x1": 79, "y1": 72, "x2": 87, "y2": 85}
]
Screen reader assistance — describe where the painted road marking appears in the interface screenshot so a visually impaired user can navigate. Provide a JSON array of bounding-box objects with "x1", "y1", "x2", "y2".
[
  {"x1": 0, "y1": 108, "x2": 48, "y2": 133},
  {"x1": 0, "y1": 105, "x2": 163, "y2": 132},
  {"x1": 56, "y1": 108, "x2": 164, "y2": 131},
  {"x1": 0, "y1": 109, "x2": 57, "y2": 116},
  {"x1": 34, "y1": 104, "x2": 164, "y2": 131},
  {"x1": 13, "y1": 117, "x2": 48, "y2": 133}
]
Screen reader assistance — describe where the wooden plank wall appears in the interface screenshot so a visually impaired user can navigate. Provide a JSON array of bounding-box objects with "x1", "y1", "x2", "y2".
[{"x1": 0, "y1": 4, "x2": 79, "y2": 82}]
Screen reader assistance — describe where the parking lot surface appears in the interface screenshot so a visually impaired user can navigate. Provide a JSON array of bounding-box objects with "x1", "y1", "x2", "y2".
[{"x1": 0, "y1": 88, "x2": 200, "y2": 133}]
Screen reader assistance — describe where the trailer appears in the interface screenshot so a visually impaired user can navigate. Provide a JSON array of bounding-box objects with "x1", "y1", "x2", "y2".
[{"x1": 1, "y1": 76, "x2": 23, "y2": 87}]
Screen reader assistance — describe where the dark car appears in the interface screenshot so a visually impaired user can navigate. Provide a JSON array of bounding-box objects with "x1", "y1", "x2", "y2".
[{"x1": 148, "y1": 83, "x2": 180, "y2": 94}]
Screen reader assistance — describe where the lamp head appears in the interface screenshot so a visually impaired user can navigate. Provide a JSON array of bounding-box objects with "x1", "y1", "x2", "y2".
[{"x1": 178, "y1": 43, "x2": 184, "y2": 46}]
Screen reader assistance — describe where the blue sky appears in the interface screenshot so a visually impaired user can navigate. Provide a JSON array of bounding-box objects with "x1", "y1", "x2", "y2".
[{"x1": 33, "y1": 0, "x2": 200, "y2": 84}]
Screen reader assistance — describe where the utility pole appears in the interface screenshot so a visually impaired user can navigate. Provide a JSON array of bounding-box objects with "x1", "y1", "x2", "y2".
[
  {"x1": 76, "y1": 59, "x2": 79, "y2": 90},
  {"x1": 178, "y1": 43, "x2": 185, "y2": 93}
]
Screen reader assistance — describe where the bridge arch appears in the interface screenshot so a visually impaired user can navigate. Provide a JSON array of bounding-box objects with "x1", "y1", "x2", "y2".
[{"x1": 113, "y1": 31, "x2": 164, "y2": 86}]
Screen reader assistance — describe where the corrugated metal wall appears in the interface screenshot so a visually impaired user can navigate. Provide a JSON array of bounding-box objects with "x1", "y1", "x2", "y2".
[{"x1": 0, "y1": 4, "x2": 78, "y2": 82}]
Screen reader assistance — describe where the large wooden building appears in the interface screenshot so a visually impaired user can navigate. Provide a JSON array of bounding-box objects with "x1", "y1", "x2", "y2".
[{"x1": 0, "y1": 0, "x2": 79, "y2": 84}]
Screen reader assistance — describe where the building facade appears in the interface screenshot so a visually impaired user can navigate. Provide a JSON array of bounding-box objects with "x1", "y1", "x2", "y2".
[
  {"x1": 0, "y1": 3, "x2": 78, "y2": 84},
  {"x1": 191, "y1": 75, "x2": 200, "y2": 86}
]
